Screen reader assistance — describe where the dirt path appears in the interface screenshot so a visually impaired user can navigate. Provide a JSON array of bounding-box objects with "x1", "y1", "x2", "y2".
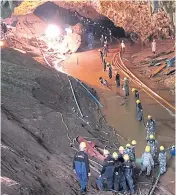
[{"x1": 62, "y1": 46, "x2": 175, "y2": 194}]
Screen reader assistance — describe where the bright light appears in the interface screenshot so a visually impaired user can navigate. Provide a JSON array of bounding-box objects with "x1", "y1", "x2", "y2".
[
  {"x1": 65, "y1": 27, "x2": 72, "y2": 34},
  {"x1": 0, "y1": 40, "x2": 4, "y2": 47},
  {"x1": 45, "y1": 24, "x2": 60, "y2": 38}
]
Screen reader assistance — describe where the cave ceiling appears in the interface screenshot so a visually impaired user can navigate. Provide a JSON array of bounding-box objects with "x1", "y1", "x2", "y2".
[{"x1": 1, "y1": 0, "x2": 175, "y2": 42}]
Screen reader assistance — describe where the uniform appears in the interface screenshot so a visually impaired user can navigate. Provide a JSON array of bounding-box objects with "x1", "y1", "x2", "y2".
[
  {"x1": 124, "y1": 148, "x2": 135, "y2": 162},
  {"x1": 147, "y1": 140, "x2": 157, "y2": 158},
  {"x1": 136, "y1": 102, "x2": 143, "y2": 121},
  {"x1": 123, "y1": 79, "x2": 129, "y2": 97},
  {"x1": 158, "y1": 151, "x2": 166, "y2": 175},
  {"x1": 146, "y1": 119, "x2": 156, "y2": 139},
  {"x1": 134, "y1": 90, "x2": 139, "y2": 100},
  {"x1": 99, "y1": 50, "x2": 104, "y2": 63},
  {"x1": 103, "y1": 44, "x2": 108, "y2": 57},
  {"x1": 115, "y1": 73, "x2": 120, "y2": 87},
  {"x1": 73, "y1": 151, "x2": 90, "y2": 193},
  {"x1": 108, "y1": 66, "x2": 112, "y2": 79},
  {"x1": 103, "y1": 58, "x2": 107, "y2": 71},
  {"x1": 140, "y1": 152, "x2": 154, "y2": 176}
]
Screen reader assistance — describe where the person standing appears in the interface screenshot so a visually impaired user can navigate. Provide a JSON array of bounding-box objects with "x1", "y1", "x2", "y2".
[
  {"x1": 115, "y1": 72, "x2": 120, "y2": 87},
  {"x1": 146, "y1": 115, "x2": 156, "y2": 140},
  {"x1": 123, "y1": 154, "x2": 135, "y2": 195},
  {"x1": 158, "y1": 146, "x2": 167, "y2": 175},
  {"x1": 98, "y1": 49, "x2": 104, "y2": 63},
  {"x1": 103, "y1": 42, "x2": 108, "y2": 57},
  {"x1": 103, "y1": 57, "x2": 107, "y2": 71},
  {"x1": 120, "y1": 40, "x2": 126, "y2": 53},
  {"x1": 107, "y1": 63, "x2": 112, "y2": 79},
  {"x1": 118, "y1": 146, "x2": 125, "y2": 163},
  {"x1": 147, "y1": 134, "x2": 157, "y2": 158},
  {"x1": 123, "y1": 77, "x2": 129, "y2": 98},
  {"x1": 136, "y1": 99, "x2": 143, "y2": 121},
  {"x1": 73, "y1": 142, "x2": 91, "y2": 195},
  {"x1": 100, "y1": 34, "x2": 104, "y2": 46},
  {"x1": 132, "y1": 88, "x2": 139, "y2": 100},
  {"x1": 131, "y1": 140, "x2": 137, "y2": 161},
  {"x1": 151, "y1": 39, "x2": 156, "y2": 54},
  {"x1": 124, "y1": 144, "x2": 135, "y2": 163},
  {"x1": 139, "y1": 146, "x2": 154, "y2": 176}
]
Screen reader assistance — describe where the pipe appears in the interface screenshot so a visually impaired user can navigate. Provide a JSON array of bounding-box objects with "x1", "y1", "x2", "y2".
[
  {"x1": 67, "y1": 76, "x2": 84, "y2": 118},
  {"x1": 75, "y1": 78, "x2": 103, "y2": 108}
]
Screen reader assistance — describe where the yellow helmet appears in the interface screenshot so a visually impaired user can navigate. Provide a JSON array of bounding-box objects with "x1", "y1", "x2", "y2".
[
  {"x1": 145, "y1": 146, "x2": 150, "y2": 152},
  {"x1": 126, "y1": 143, "x2": 131, "y2": 148},
  {"x1": 104, "y1": 149, "x2": 110, "y2": 156},
  {"x1": 112, "y1": 152, "x2": 118, "y2": 159},
  {"x1": 131, "y1": 140, "x2": 137, "y2": 145},
  {"x1": 123, "y1": 154, "x2": 129, "y2": 161},
  {"x1": 160, "y1": 146, "x2": 164, "y2": 151},
  {"x1": 119, "y1": 146, "x2": 124, "y2": 151},
  {"x1": 98, "y1": 49, "x2": 101, "y2": 51},
  {"x1": 148, "y1": 115, "x2": 152, "y2": 119},
  {"x1": 132, "y1": 88, "x2": 136, "y2": 92},
  {"x1": 124, "y1": 77, "x2": 127, "y2": 80},
  {"x1": 107, "y1": 62, "x2": 110, "y2": 65},
  {"x1": 149, "y1": 134, "x2": 154, "y2": 139},
  {"x1": 80, "y1": 142, "x2": 86, "y2": 149},
  {"x1": 136, "y1": 100, "x2": 140, "y2": 104}
]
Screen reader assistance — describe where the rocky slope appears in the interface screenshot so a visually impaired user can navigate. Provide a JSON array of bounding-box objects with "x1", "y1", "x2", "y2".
[{"x1": 1, "y1": 0, "x2": 175, "y2": 42}]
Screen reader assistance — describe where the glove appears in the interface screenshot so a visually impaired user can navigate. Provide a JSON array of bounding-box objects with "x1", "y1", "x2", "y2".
[
  {"x1": 73, "y1": 169, "x2": 76, "y2": 174},
  {"x1": 88, "y1": 173, "x2": 91, "y2": 177}
]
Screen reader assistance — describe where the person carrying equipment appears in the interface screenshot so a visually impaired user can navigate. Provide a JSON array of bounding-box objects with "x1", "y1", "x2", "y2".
[
  {"x1": 147, "y1": 134, "x2": 157, "y2": 158},
  {"x1": 139, "y1": 146, "x2": 154, "y2": 176},
  {"x1": 73, "y1": 142, "x2": 90, "y2": 194},
  {"x1": 112, "y1": 152, "x2": 127, "y2": 193},
  {"x1": 123, "y1": 154, "x2": 135, "y2": 195},
  {"x1": 158, "y1": 146, "x2": 167, "y2": 175},
  {"x1": 132, "y1": 88, "x2": 139, "y2": 100},
  {"x1": 136, "y1": 99, "x2": 143, "y2": 121},
  {"x1": 146, "y1": 115, "x2": 156, "y2": 140}
]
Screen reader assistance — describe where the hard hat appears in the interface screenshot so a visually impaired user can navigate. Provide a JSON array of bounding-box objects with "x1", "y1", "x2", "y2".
[
  {"x1": 80, "y1": 142, "x2": 86, "y2": 149},
  {"x1": 160, "y1": 146, "x2": 164, "y2": 151},
  {"x1": 112, "y1": 152, "x2": 118, "y2": 159},
  {"x1": 136, "y1": 99, "x2": 140, "y2": 104},
  {"x1": 145, "y1": 146, "x2": 150, "y2": 152},
  {"x1": 131, "y1": 140, "x2": 137, "y2": 145},
  {"x1": 126, "y1": 143, "x2": 131, "y2": 148},
  {"x1": 104, "y1": 149, "x2": 110, "y2": 156},
  {"x1": 132, "y1": 88, "x2": 136, "y2": 92},
  {"x1": 124, "y1": 77, "x2": 127, "y2": 80},
  {"x1": 119, "y1": 146, "x2": 124, "y2": 151},
  {"x1": 107, "y1": 62, "x2": 110, "y2": 65},
  {"x1": 148, "y1": 115, "x2": 152, "y2": 119},
  {"x1": 149, "y1": 134, "x2": 154, "y2": 139},
  {"x1": 98, "y1": 49, "x2": 101, "y2": 51},
  {"x1": 123, "y1": 154, "x2": 129, "y2": 161}
]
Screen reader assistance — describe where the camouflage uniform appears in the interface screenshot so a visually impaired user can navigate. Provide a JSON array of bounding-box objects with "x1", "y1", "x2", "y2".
[
  {"x1": 131, "y1": 146, "x2": 136, "y2": 161},
  {"x1": 124, "y1": 148, "x2": 135, "y2": 162},
  {"x1": 147, "y1": 140, "x2": 157, "y2": 158},
  {"x1": 140, "y1": 152, "x2": 154, "y2": 176},
  {"x1": 146, "y1": 119, "x2": 156, "y2": 140},
  {"x1": 124, "y1": 79, "x2": 129, "y2": 97},
  {"x1": 158, "y1": 151, "x2": 166, "y2": 175}
]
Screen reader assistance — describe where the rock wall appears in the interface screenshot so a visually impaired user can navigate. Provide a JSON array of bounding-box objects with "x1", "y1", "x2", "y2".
[{"x1": 1, "y1": 0, "x2": 175, "y2": 42}]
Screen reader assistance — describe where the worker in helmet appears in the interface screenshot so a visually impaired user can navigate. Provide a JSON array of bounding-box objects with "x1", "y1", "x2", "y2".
[
  {"x1": 97, "y1": 149, "x2": 114, "y2": 190},
  {"x1": 120, "y1": 40, "x2": 126, "y2": 53},
  {"x1": 170, "y1": 145, "x2": 176, "y2": 157},
  {"x1": 123, "y1": 77, "x2": 129, "y2": 98},
  {"x1": 112, "y1": 152, "x2": 127, "y2": 193},
  {"x1": 131, "y1": 140, "x2": 137, "y2": 160},
  {"x1": 131, "y1": 88, "x2": 139, "y2": 100},
  {"x1": 139, "y1": 146, "x2": 154, "y2": 176},
  {"x1": 124, "y1": 144, "x2": 135, "y2": 162},
  {"x1": 107, "y1": 63, "x2": 112, "y2": 79},
  {"x1": 158, "y1": 146, "x2": 166, "y2": 175},
  {"x1": 102, "y1": 57, "x2": 107, "y2": 71},
  {"x1": 136, "y1": 99, "x2": 143, "y2": 121},
  {"x1": 147, "y1": 134, "x2": 157, "y2": 158},
  {"x1": 123, "y1": 154, "x2": 135, "y2": 194},
  {"x1": 98, "y1": 49, "x2": 104, "y2": 63},
  {"x1": 115, "y1": 72, "x2": 120, "y2": 87},
  {"x1": 146, "y1": 115, "x2": 156, "y2": 140},
  {"x1": 103, "y1": 42, "x2": 108, "y2": 57},
  {"x1": 100, "y1": 34, "x2": 104, "y2": 46},
  {"x1": 118, "y1": 146, "x2": 125, "y2": 163},
  {"x1": 73, "y1": 142, "x2": 90, "y2": 194}
]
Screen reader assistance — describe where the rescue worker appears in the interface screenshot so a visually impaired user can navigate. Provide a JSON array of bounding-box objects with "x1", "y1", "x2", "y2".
[
  {"x1": 98, "y1": 49, "x2": 104, "y2": 63},
  {"x1": 123, "y1": 154, "x2": 135, "y2": 195},
  {"x1": 97, "y1": 150, "x2": 114, "y2": 191},
  {"x1": 100, "y1": 34, "x2": 104, "y2": 46},
  {"x1": 147, "y1": 134, "x2": 157, "y2": 158},
  {"x1": 103, "y1": 57, "x2": 107, "y2": 71},
  {"x1": 170, "y1": 145, "x2": 176, "y2": 157},
  {"x1": 136, "y1": 100, "x2": 143, "y2": 121},
  {"x1": 107, "y1": 63, "x2": 112, "y2": 79},
  {"x1": 124, "y1": 144, "x2": 135, "y2": 162},
  {"x1": 146, "y1": 115, "x2": 156, "y2": 140},
  {"x1": 115, "y1": 72, "x2": 120, "y2": 87},
  {"x1": 151, "y1": 39, "x2": 156, "y2": 54},
  {"x1": 112, "y1": 152, "x2": 127, "y2": 193},
  {"x1": 139, "y1": 146, "x2": 154, "y2": 176},
  {"x1": 73, "y1": 142, "x2": 90, "y2": 194},
  {"x1": 120, "y1": 40, "x2": 126, "y2": 53},
  {"x1": 158, "y1": 146, "x2": 166, "y2": 175},
  {"x1": 118, "y1": 146, "x2": 125, "y2": 163},
  {"x1": 131, "y1": 140, "x2": 137, "y2": 161},
  {"x1": 103, "y1": 42, "x2": 108, "y2": 57},
  {"x1": 123, "y1": 77, "x2": 129, "y2": 98},
  {"x1": 132, "y1": 88, "x2": 139, "y2": 100}
]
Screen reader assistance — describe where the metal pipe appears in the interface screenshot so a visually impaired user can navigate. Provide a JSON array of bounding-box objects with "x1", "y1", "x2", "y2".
[{"x1": 75, "y1": 78, "x2": 103, "y2": 108}]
